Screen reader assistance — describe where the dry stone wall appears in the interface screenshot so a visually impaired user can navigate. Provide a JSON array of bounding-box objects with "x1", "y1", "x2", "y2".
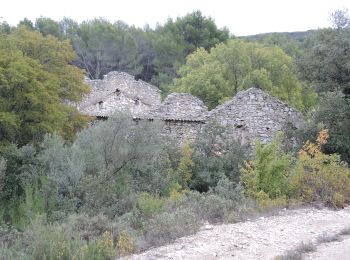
[
  {"x1": 78, "y1": 71, "x2": 161, "y2": 117},
  {"x1": 138, "y1": 93, "x2": 208, "y2": 121},
  {"x1": 163, "y1": 120, "x2": 204, "y2": 143},
  {"x1": 77, "y1": 71, "x2": 304, "y2": 148},
  {"x1": 137, "y1": 93, "x2": 208, "y2": 143},
  {"x1": 208, "y1": 88, "x2": 304, "y2": 147},
  {"x1": 80, "y1": 92, "x2": 151, "y2": 117}
]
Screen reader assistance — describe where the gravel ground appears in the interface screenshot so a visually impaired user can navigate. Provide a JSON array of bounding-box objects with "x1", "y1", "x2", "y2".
[
  {"x1": 305, "y1": 235, "x2": 350, "y2": 260},
  {"x1": 129, "y1": 207, "x2": 350, "y2": 260}
]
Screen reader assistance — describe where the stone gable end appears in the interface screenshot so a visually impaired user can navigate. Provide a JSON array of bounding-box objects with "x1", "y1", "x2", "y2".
[{"x1": 77, "y1": 71, "x2": 304, "y2": 147}]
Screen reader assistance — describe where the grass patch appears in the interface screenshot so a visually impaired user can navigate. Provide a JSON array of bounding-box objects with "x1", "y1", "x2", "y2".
[
  {"x1": 339, "y1": 227, "x2": 350, "y2": 236},
  {"x1": 317, "y1": 232, "x2": 342, "y2": 244},
  {"x1": 276, "y1": 226, "x2": 350, "y2": 260},
  {"x1": 275, "y1": 242, "x2": 316, "y2": 260}
]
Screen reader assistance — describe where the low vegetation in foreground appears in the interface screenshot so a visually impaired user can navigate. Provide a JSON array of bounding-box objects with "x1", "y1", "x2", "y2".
[
  {"x1": 0, "y1": 114, "x2": 349, "y2": 259},
  {"x1": 1, "y1": 8, "x2": 350, "y2": 260}
]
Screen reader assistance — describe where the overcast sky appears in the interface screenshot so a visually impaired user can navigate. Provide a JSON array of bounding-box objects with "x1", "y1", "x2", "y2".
[{"x1": 2, "y1": 0, "x2": 350, "y2": 36}]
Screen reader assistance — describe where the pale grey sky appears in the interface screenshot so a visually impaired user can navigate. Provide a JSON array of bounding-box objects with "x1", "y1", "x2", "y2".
[{"x1": 2, "y1": 0, "x2": 350, "y2": 36}]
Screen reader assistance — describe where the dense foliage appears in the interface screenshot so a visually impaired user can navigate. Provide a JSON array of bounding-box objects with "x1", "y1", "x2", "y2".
[
  {"x1": 298, "y1": 9, "x2": 350, "y2": 163},
  {"x1": 0, "y1": 28, "x2": 89, "y2": 147},
  {"x1": 174, "y1": 39, "x2": 316, "y2": 110},
  {"x1": 1, "y1": 8, "x2": 350, "y2": 259},
  {"x1": 241, "y1": 130, "x2": 350, "y2": 209},
  {"x1": 14, "y1": 11, "x2": 229, "y2": 93}
]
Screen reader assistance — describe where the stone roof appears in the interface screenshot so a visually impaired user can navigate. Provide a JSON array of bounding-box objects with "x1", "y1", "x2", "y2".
[
  {"x1": 138, "y1": 93, "x2": 208, "y2": 122},
  {"x1": 77, "y1": 71, "x2": 161, "y2": 117},
  {"x1": 208, "y1": 87, "x2": 304, "y2": 145},
  {"x1": 209, "y1": 88, "x2": 303, "y2": 122}
]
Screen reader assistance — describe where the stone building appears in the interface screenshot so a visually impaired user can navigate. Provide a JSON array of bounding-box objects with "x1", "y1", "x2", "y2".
[
  {"x1": 208, "y1": 88, "x2": 304, "y2": 146},
  {"x1": 77, "y1": 71, "x2": 304, "y2": 148},
  {"x1": 77, "y1": 71, "x2": 161, "y2": 118},
  {"x1": 137, "y1": 93, "x2": 208, "y2": 143}
]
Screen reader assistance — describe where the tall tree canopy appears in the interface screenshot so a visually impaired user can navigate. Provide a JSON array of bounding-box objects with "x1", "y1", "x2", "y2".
[
  {"x1": 69, "y1": 19, "x2": 140, "y2": 79},
  {"x1": 299, "y1": 10, "x2": 350, "y2": 96},
  {"x1": 0, "y1": 28, "x2": 89, "y2": 147},
  {"x1": 151, "y1": 11, "x2": 230, "y2": 90},
  {"x1": 15, "y1": 12, "x2": 229, "y2": 93},
  {"x1": 245, "y1": 32, "x2": 305, "y2": 59},
  {"x1": 298, "y1": 9, "x2": 350, "y2": 163},
  {"x1": 174, "y1": 39, "x2": 315, "y2": 110}
]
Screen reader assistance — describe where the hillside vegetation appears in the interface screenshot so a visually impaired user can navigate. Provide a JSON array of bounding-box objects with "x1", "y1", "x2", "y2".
[{"x1": 0, "y1": 9, "x2": 350, "y2": 259}]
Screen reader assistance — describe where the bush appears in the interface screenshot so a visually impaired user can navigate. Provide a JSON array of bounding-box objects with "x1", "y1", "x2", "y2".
[
  {"x1": 35, "y1": 112, "x2": 169, "y2": 217},
  {"x1": 290, "y1": 129, "x2": 350, "y2": 207},
  {"x1": 116, "y1": 230, "x2": 134, "y2": 257},
  {"x1": 0, "y1": 224, "x2": 20, "y2": 247},
  {"x1": 0, "y1": 144, "x2": 41, "y2": 227},
  {"x1": 136, "y1": 193, "x2": 165, "y2": 219},
  {"x1": 67, "y1": 214, "x2": 114, "y2": 242},
  {"x1": 0, "y1": 215, "x2": 118, "y2": 260},
  {"x1": 241, "y1": 134, "x2": 292, "y2": 208},
  {"x1": 144, "y1": 208, "x2": 200, "y2": 246},
  {"x1": 191, "y1": 121, "x2": 247, "y2": 192}
]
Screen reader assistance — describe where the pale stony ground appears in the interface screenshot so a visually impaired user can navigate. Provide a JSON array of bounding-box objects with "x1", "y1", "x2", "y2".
[
  {"x1": 305, "y1": 236, "x2": 350, "y2": 260},
  {"x1": 130, "y1": 207, "x2": 350, "y2": 260}
]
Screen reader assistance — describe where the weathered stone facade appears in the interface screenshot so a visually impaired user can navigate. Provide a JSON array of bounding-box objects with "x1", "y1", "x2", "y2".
[
  {"x1": 137, "y1": 93, "x2": 208, "y2": 143},
  {"x1": 77, "y1": 71, "x2": 304, "y2": 148},
  {"x1": 208, "y1": 88, "x2": 304, "y2": 146},
  {"x1": 139, "y1": 93, "x2": 208, "y2": 121},
  {"x1": 77, "y1": 71, "x2": 161, "y2": 117}
]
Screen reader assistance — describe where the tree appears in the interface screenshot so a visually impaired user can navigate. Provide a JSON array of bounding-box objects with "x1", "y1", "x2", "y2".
[
  {"x1": 35, "y1": 17, "x2": 62, "y2": 39},
  {"x1": 0, "y1": 21, "x2": 11, "y2": 35},
  {"x1": 18, "y1": 18, "x2": 35, "y2": 31},
  {"x1": 150, "y1": 10, "x2": 229, "y2": 91},
  {"x1": 8, "y1": 28, "x2": 89, "y2": 102},
  {"x1": 246, "y1": 32, "x2": 304, "y2": 59},
  {"x1": 313, "y1": 93, "x2": 350, "y2": 163},
  {"x1": 175, "y1": 39, "x2": 313, "y2": 110},
  {"x1": 0, "y1": 28, "x2": 89, "y2": 146},
  {"x1": 172, "y1": 10, "x2": 230, "y2": 54},
  {"x1": 299, "y1": 10, "x2": 350, "y2": 95},
  {"x1": 298, "y1": 9, "x2": 350, "y2": 163},
  {"x1": 68, "y1": 19, "x2": 140, "y2": 79}
]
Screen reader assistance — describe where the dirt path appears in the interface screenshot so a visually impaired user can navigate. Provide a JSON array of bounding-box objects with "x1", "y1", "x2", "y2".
[{"x1": 130, "y1": 207, "x2": 350, "y2": 260}]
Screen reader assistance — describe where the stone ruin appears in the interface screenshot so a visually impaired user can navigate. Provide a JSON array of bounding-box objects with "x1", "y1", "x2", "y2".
[
  {"x1": 208, "y1": 88, "x2": 304, "y2": 147},
  {"x1": 77, "y1": 71, "x2": 304, "y2": 148},
  {"x1": 136, "y1": 93, "x2": 208, "y2": 142},
  {"x1": 77, "y1": 71, "x2": 161, "y2": 118}
]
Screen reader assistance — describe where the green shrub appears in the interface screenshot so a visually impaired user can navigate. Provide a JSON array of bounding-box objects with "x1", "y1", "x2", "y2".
[
  {"x1": 290, "y1": 130, "x2": 350, "y2": 208},
  {"x1": 144, "y1": 208, "x2": 200, "y2": 246},
  {"x1": 0, "y1": 144, "x2": 41, "y2": 227},
  {"x1": 116, "y1": 230, "x2": 135, "y2": 257},
  {"x1": 0, "y1": 215, "x2": 118, "y2": 260},
  {"x1": 136, "y1": 193, "x2": 165, "y2": 219},
  {"x1": 241, "y1": 134, "x2": 292, "y2": 208},
  {"x1": 191, "y1": 121, "x2": 247, "y2": 192},
  {"x1": 68, "y1": 214, "x2": 114, "y2": 242}
]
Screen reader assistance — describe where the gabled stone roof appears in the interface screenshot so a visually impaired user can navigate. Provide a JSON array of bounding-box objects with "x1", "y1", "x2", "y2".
[
  {"x1": 208, "y1": 87, "x2": 304, "y2": 145},
  {"x1": 77, "y1": 71, "x2": 161, "y2": 117},
  {"x1": 209, "y1": 88, "x2": 303, "y2": 124},
  {"x1": 138, "y1": 93, "x2": 208, "y2": 122}
]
